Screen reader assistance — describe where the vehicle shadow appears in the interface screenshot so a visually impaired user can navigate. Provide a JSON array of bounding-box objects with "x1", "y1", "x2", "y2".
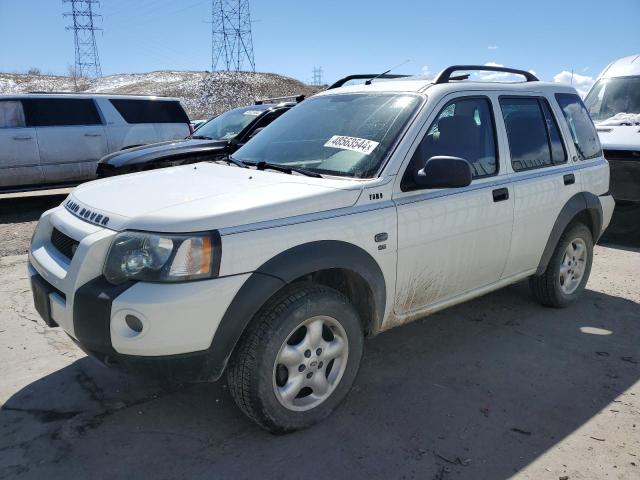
[
  {"x1": 0, "y1": 194, "x2": 67, "y2": 224},
  {"x1": 599, "y1": 201, "x2": 640, "y2": 249},
  {"x1": 1, "y1": 283, "x2": 639, "y2": 480}
]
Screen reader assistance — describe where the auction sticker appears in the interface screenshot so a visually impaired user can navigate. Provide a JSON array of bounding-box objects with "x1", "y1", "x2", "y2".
[{"x1": 324, "y1": 135, "x2": 379, "y2": 155}]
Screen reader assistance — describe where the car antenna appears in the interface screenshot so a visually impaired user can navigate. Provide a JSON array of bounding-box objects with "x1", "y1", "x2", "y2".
[{"x1": 365, "y1": 59, "x2": 410, "y2": 85}]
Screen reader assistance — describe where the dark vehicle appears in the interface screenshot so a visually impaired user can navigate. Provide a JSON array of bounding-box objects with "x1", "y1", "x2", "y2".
[{"x1": 96, "y1": 96, "x2": 303, "y2": 177}]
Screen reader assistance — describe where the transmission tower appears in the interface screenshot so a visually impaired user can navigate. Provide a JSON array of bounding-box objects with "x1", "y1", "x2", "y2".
[
  {"x1": 210, "y1": 0, "x2": 255, "y2": 72},
  {"x1": 63, "y1": 0, "x2": 102, "y2": 78},
  {"x1": 312, "y1": 66, "x2": 324, "y2": 86}
]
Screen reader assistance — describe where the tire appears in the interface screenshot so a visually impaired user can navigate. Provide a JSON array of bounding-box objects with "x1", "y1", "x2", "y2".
[
  {"x1": 226, "y1": 282, "x2": 364, "y2": 433},
  {"x1": 529, "y1": 223, "x2": 594, "y2": 308}
]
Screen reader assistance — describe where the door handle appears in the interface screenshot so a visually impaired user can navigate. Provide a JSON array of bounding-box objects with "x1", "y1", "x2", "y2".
[
  {"x1": 84, "y1": 133, "x2": 102, "y2": 137},
  {"x1": 563, "y1": 173, "x2": 575, "y2": 185},
  {"x1": 492, "y1": 187, "x2": 509, "y2": 202},
  {"x1": 12, "y1": 135, "x2": 32, "y2": 140}
]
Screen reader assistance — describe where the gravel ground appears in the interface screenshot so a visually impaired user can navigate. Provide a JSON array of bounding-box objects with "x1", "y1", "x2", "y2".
[
  {"x1": 0, "y1": 193, "x2": 67, "y2": 257},
  {"x1": 0, "y1": 195, "x2": 639, "y2": 479}
]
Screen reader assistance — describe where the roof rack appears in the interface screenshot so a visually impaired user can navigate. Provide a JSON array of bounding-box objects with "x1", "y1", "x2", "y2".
[
  {"x1": 254, "y1": 94, "x2": 305, "y2": 105},
  {"x1": 26, "y1": 91, "x2": 173, "y2": 97},
  {"x1": 433, "y1": 65, "x2": 539, "y2": 84},
  {"x1": 327, "y1": 74, "x2": 411, "y2": 90}
]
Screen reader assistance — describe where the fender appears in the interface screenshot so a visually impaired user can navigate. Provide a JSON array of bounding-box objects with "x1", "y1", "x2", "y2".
[
  {"x1": 535, "y1": 192, "x2": 603, "y2": 275},
  {"x1": 205, "y1": 241, "x2": 386, "y2": 380}
]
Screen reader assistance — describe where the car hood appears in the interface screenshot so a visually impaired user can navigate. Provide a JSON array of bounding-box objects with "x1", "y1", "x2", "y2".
[
  {"x1": 68, "y1": 162, "x2": 363, "y2": 232},
  {"x1": 595, "y1": 124, "x2": 640, "y2": 151},
  {"x1": 99, "y1": 139, "x2": 229, "y2": 168}
]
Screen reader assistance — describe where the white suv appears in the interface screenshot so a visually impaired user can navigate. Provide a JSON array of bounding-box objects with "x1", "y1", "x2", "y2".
[
  {"x1": 0, "y1": 93, "x2": 191, "y2": 191},
  {"x1": 28, "y1": 65, "x2": 614, "y2": 433}
]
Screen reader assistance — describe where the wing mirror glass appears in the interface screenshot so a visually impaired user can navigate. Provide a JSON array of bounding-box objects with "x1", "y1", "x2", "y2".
[{"x1": 414, "y1": 156, "x2": 473, "y2": 189}]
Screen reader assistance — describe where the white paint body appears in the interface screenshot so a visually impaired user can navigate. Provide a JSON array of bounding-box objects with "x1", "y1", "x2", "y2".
[
  {"x1": 586, "y1": 54, "x2": 640, "y2": 151},
  {"x1": 29, "y1": 78, "x2": 615, "y2": 358},
  {"x1": 0, "y1": 94, "x2": 189, "y2": 189}
]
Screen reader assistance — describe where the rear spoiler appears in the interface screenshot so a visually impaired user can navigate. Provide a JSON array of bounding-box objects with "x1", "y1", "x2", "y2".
[
  {"x1": 255, "y1": 94, "x2": 305, "y2": 105},
  {"x1": 327, "y1": 74, "x2": 411, "y2": 90}
]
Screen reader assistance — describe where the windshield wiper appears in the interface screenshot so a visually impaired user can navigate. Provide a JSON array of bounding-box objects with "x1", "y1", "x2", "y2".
[
  {"x1": 250, "y1": 161, "x2": 322, "y2": 178},
  {"x1": 191, "y1": 135, "x2": 215, "y2": 140},
  {"x1": 219, "y1": 155, "x2": 248, "y2": 168}
]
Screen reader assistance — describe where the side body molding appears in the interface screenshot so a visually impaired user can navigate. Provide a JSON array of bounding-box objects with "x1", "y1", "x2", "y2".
[
  {"x1": 535, "y1": 192, "x2": 603, "y2": 275},
  {"x1": 206, "y1": 241, "x2": 387, "y2": 380}
]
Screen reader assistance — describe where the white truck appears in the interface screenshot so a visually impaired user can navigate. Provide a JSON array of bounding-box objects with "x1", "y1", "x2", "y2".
[
  {"x1": 29, "y1": 65, "x2": 614, "y2": 433},
  {"x1": 0, "y1": 93, "x2": 191, "y2": 191},
  {"x1": 584, "y1": 54, "x2": 640, "y2": 203}
]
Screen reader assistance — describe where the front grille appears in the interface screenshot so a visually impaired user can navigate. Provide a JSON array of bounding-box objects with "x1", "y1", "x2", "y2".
[{"x1": 51, "y1": 228, "x2": 80, "y2": 260}]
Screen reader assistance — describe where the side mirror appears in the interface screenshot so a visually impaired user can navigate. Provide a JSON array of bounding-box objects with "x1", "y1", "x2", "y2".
[{"x1": 414, "y1": 156, "x2": 472, "y2": 189}]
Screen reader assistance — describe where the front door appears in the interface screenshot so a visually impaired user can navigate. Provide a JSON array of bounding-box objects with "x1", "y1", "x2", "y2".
[{"x1": 393, "y1": 94, "x2": 514, "y2": 316}]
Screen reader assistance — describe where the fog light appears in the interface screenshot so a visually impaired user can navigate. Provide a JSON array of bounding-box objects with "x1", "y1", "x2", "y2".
[{"x1": 125, "y1": 314, "x2": 143, "y2": 333}]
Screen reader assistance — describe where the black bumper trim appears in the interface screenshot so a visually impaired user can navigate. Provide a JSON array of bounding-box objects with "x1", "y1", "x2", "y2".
[
  {"x1": 73, "y1": 276, "x2": 134, "y2": 355},
  {"x1": 72, "y1": 276, "x2": 223, "y2": 382}
]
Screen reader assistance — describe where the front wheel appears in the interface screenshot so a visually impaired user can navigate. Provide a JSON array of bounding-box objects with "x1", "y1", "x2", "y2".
[
  {"x1": 529, "y1": 223, "x2": 594, "y2": 308},
  {"x1": 227, "y1": 283, "x2": 364, "y2": 433}
]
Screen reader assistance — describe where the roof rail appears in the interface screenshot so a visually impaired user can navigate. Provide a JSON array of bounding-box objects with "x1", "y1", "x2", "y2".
[
  {"x1": 327, "y1": 74, "x2": 410, "y2": 90},
  {"x1": 26, "y1": 91, "x2": 173, "y2": 97},
  {"x1": 254, "y1": 94, "x2": 305, "y2": 105},
  {"x1": 433, "y1": 65, "x2": 539, "y2": 84}
]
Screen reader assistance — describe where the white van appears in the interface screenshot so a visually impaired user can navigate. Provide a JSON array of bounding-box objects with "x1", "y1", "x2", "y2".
[
  {"x1": 0, "y1": 93, "x2": 191, "y2": 192},
  {"x1": 584, "y1": 54, "x2": 640, "y2": 202}
]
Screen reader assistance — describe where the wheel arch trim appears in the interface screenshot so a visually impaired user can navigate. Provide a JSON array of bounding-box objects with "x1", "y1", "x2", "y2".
[
  {"x1": 207, "y1": 240, "x2": 386, "y2": 379},
  {"x1": 535, "y1": 192, "x2": 602, "y2": 275}
]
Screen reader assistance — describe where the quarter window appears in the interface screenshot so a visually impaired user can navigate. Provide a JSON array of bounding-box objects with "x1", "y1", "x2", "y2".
[
  {"x1": 403, "y1": 97, "x2": 497, "y2": 189},
  {"x1": 555, "y1": 93, "x2": 602, "y2": 160},
  {"x1": 110, "y1": 99, "x2": 189, "y2": 124},
  {"x1": 22, "y1": 98, "x2": 102, "y2": 127},
  {"x1": 500, "y1": 97, "x2": 566, "y2": 171},
  {"x1": 0, "y1": 101, "x2": 26, "y2": 128}
]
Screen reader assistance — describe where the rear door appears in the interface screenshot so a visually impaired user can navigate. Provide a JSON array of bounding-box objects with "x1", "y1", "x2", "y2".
[
  {"x1": 23, "y1": 98, "x2": 108, "y2": 184},
  {"x1": 499, "y1": 95, "x2": 577, "y2": 277},
  {"x1": 0, "y1": 99, "x2": 43, "y2": 189},
  {"x1": 107, "y1": 99, "x2": 190, "y2": 148}
]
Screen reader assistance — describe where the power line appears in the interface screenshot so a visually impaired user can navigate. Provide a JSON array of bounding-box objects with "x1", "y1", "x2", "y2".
[
  {"x1": 312, "y1": 66, "x2": 323, "y2": 86},
  {"x1": 210, "y1": 0, "x2": 255, "y2": 72},
  {"x1": 63, "y1": 0, "x2": 102, "y2": 78}
]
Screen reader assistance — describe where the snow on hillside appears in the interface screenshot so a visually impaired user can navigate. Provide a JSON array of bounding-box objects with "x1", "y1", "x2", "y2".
[{"x1": 0, "y1": 70, "x2": 320, "y2": 119}]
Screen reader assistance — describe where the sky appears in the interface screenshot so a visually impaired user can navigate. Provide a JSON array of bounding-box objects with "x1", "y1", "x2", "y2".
[{"x1": 1, "y1": 0, "x2": 639, "y2": 95}]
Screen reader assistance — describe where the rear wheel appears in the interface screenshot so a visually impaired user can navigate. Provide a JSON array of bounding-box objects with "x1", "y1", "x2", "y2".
[
  {"x1": 227, "y1": 283, "x2": 363, "y2": 433},
  {"x1": 529, "y1": 223, "x2": 593, "y2": 308}
]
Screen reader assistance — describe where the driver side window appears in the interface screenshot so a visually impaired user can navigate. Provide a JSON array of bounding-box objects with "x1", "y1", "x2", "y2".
[{"x1": 402, "y1": 96, "x2": 498, "y2": 191}]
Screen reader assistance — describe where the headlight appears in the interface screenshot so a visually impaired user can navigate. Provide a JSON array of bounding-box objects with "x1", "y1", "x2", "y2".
[{"x1": 104, "y1": 231, "x2": 221, "y2": 284}]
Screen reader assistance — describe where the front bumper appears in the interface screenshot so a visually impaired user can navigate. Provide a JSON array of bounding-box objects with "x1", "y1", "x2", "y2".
[{"x1": 28, "y1": 206, "x2": 249, "y2": 381}]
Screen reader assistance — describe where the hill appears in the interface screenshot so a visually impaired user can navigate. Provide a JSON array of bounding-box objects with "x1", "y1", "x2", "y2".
[{"x1": 0, "y1": 70, "x2": 321, "y2": 119}]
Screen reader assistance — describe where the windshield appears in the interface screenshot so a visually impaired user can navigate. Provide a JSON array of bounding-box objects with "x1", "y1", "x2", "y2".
[
  {"x1": 194, "y1": 105, "x2": 268, "y2": 140},
  {"x1": 585, "y1": 76, "x2": 640, "y2": 122},
  {"x1": 232, "y1": 93, "x2": 422, "y2": 178}
]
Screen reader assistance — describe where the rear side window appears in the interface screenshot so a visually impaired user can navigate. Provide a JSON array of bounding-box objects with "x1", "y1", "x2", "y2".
[
  {"x1": 500, "y1": 97, "x2": 566, "y2": 171},
  {"x1": 555, "y1": 93, "x2": 602, "y2": 160},
  {"x1": 0, "y1": 101, "x2": 26, "y2": 128},
  {"x1": 110, "y1": 99, "x2": 189, "y2": 124},
  {"x1": 22, "y1": 98, "x2": 102, "y2": 127}
]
